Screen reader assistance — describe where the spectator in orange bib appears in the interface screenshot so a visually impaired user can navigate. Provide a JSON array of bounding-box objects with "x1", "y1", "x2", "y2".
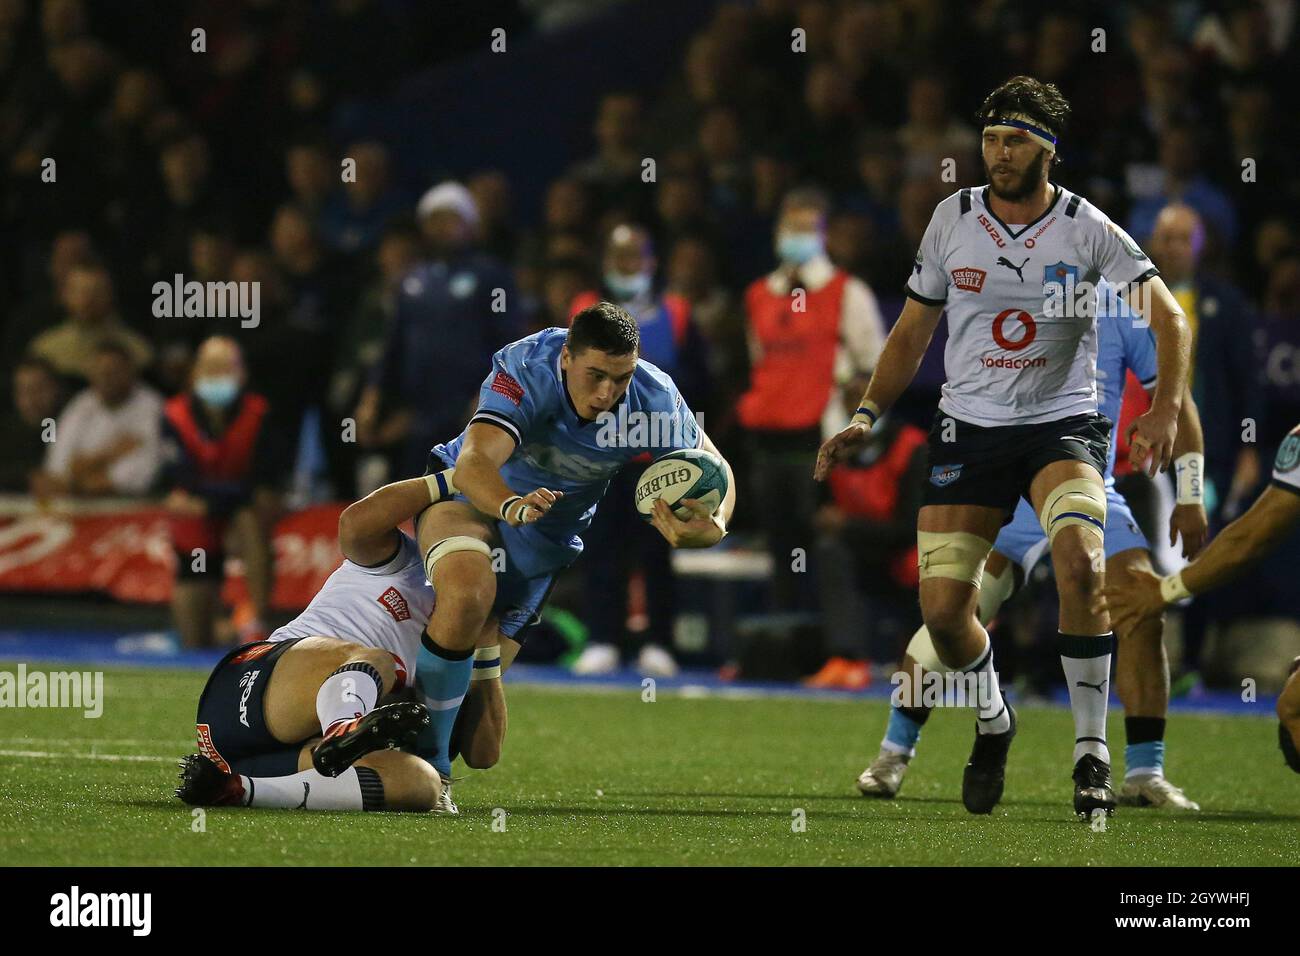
[
  {"x1": 161, "y1": 336, "x2": 284, "y2": 648},
  {"x1": 737, "y1": 187, "x2": 886, "y2": 617}
]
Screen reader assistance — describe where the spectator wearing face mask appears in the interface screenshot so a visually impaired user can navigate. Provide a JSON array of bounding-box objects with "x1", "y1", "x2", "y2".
[
  {"x1": 565, "y1": 223, "x2": 710, "y2": 679},
  {"x1": 736, "y1": 187, "x2": 886, "y2": 617},
  {"x1": 161, "y1": 336, "x2": 283, "y2": 648}
]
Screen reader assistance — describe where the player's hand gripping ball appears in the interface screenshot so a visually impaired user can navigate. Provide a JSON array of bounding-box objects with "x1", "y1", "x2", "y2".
[{"x1": 634, "y1": 449, "x2": 727, "y2": 521}]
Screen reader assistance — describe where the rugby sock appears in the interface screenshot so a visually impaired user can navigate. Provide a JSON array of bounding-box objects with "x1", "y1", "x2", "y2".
[
  {"x1": 316, "y1": 662, "x2": 383, "y2": 735},
  {"x1": 1058, "y1": 631, "x2": 1113, "y2": 764},
  {"x1": 414, "y1": 632, "x2": 473, "y2": 779},
  {"x1": 881, "y1": 705, "x2": 931, "y2": 757},
  {"x1": 1124, "y1": 716, "x2": 1167, "y2": 779},
  {"x1": 954, "y1": 631, "x2": 1011, "y2": 735},
  {"x1": 239, "y1": 766, "x2": 385, "y2": 811}
]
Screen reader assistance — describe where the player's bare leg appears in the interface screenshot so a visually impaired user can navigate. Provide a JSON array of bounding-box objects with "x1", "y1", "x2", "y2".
[
  {"x1": 412, "y1": 500, "x2": 498, "y2": 809},
  {"x1": 1107, "y1": 548, "x2": 1198, "y2": 809},
  {"x1": 1030, "y1": 459, "x2": 1117, "y2": 819},
  {"x1": 917, "y1": 504, "x2": 1016, "y2": 813},
  {"x1": 1277, "y1": 657, "x2": 1300, "y2": 773},
  {"x1": 452, "y1": 625, "x2": 514, "y2": 770},
  {"x1": 260, "y1": 636, "x2": 426, "y2": 777},
  {"x1": 862, "y1": 549, "x2": 1016, "y2": 799}
]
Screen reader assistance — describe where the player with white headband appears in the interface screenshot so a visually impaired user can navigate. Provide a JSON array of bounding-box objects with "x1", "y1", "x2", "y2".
[
  {"x1": 817, "y1": 75, "x2": 1193, "y2": 819},
  {"x1": 855, "y1": 283, "x2": 1209, "y2": 812}
]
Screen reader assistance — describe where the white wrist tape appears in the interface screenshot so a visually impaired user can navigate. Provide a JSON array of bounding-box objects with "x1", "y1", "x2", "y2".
[
  {"x1": 1174, "y1": 453, "x2": 1204, "y2": 505},
  {"x1": 850, "y1": 399, "x2": 881, "y2": 429},
  {"x1": 423, "y1": 468, "x2": 457, "y2": 503},
  {"x1": 1159, "y1": 572, "x2": 1192, "y2": 604},
  {"x1": 499, "y1": 495, "x2": 525, "y2": 523},
  {"x1": 472, "y1": 644, "x2": 502, "y2": 681}
]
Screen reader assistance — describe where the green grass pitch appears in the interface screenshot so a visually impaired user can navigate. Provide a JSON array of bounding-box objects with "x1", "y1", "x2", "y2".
[{"x1": 2, "y1": 663, "x2": 1297, "y2": 866}]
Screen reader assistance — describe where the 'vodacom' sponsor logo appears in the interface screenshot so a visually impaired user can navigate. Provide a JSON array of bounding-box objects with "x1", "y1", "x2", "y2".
[
  {"x1": 1023, "y1": 215, "x2": 1057, "y2": 249},
  {"x1": 992, "y1": 309, "x2": 1036, "y2": 350},
  {"x1": 983, "y1": 309, "x2": 1046, "y2": 370}
]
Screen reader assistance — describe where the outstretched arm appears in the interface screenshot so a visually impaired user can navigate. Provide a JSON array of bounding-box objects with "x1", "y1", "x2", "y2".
[
  {"x1": 338, "y1": 474, "x2": 456, "y2": 567},
  {"x1": 1102, "y1": 484, "x2": 1300, "y2": 633},
  {"x1": 814, "y1": 297, "x2": 942, "y2": 481}
]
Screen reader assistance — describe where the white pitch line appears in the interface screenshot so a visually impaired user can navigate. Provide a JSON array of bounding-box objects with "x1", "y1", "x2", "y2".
[
  {"x1": 0, "y1": 737, "x2": 190, "y2": 747},
  {"x1": 0, "y1": 749, "x2": 175, "y2": 763}
]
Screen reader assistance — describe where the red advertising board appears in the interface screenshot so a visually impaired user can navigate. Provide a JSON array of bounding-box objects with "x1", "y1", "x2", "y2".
[{"x1": 0, "y1": 501, "x2": 348, "y2": 611}]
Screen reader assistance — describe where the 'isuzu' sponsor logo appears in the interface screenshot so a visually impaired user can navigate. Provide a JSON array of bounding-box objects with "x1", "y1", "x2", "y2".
[{"x1": 977, "y1": 214, "x2": 1007, "y2": 248}]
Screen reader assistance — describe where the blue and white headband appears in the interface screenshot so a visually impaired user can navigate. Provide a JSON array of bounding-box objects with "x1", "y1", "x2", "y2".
[{"x1": 983, "y1": 113, "x2": 1058, "y2": 153}]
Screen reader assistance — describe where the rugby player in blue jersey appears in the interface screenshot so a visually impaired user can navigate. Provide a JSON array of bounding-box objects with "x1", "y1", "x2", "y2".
[
  {"x1": 410, "y1": 301, "x2": 736, "y2": 810},
  {"x1": 856, "y1": 284, "x2": 1209, "y2": 814}
]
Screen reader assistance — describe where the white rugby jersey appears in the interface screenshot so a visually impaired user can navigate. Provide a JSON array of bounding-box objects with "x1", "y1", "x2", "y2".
[
  {"x1": 907, "y1": 184, "x2": 1159, "y2": 427},
  {"x1": 268, "y1": 532, "x2": 433, "y2": 680},
  {"x1": 1270, "y1": 424, "x2": 1300, "y2": 495}
]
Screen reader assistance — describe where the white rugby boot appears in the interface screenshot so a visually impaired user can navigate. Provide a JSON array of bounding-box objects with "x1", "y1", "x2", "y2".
[
  {"x1": 433, "y1": 775, "x2": 459, "y2": 815},
  {"x1": 1119, "y1": 773, "x2": 1200, "y2": 810},
  {"x1": 856, "y1": 750, "x2": 911, "y2": 798}
]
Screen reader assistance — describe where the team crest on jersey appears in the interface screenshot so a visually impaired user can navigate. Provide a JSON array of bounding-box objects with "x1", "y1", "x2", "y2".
[
  {"x1": 377, "y1": 586, "x2": 411, "y2": 622},
  {"x1": 491, "y1": 371, "x2": 525, "y2": 405},
  {"x1": 1043, "y1": 261, "x2": 1079, "y2": 290},
  {"x1": 930, "y1": 463, "x2": 963, "y2": 487},
  {"x1": 951, "y1": 267, "x2": 986, "y2": 292},
  {"x1": 1275, "y1": 432, "x2": 1300, "y2": 473}
]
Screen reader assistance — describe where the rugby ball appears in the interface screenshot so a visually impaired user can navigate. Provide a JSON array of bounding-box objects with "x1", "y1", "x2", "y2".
[{"x1": 634, "y1": 448, "x2": 728, "y2": 521}]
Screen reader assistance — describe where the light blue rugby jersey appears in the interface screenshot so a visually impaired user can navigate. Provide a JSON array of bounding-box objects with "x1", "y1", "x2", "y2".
[
  {"x1": 432, "y1": 327, "x2": 702, "y2": 538},
  {"x1": 1093, "y1": 282, "x2": 1159, "y2": 486}
]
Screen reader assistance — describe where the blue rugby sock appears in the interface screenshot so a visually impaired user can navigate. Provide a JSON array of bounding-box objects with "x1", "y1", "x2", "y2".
[
  {"x1": 413, "y1": 632, "x2": 473, "y2": 779},
  {"x1": 1124, "y1": 716, "x2": 1166, "y2": 779},
  {"x1": 881, "y1": 705, "x2": 930, "y2": 757}
]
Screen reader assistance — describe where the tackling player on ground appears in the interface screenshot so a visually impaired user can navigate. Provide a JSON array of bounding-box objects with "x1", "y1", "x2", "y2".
[
  {"x1": 176, "y1": 473, "x2": 469, "y2": 812},
  {"x1": 857, "y1": 284, "x2": 1208, "y2": 810},
  {"x1": 816, "y1": 76, "x2": 1192, "y2": 818},
  {"x1": 1103, "y1": 423, "x2": 1300, "y2": 774}
]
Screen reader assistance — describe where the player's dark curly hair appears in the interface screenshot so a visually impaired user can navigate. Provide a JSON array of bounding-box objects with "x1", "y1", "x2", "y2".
[
  {"x1": 567, "y1": 300, "x2": 640, "y2": 356},
  {"x1": 976, "y1": 75, "x2": 1071, "y2": 162}
]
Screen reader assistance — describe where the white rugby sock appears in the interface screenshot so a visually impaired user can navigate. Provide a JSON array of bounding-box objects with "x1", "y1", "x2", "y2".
[
  {"x1": 240, "y1": 766, "x2": 385, "y2": 811},
  {"x1": 316, "y1": 662, "x2": 383, "y2": 734},
  {"x1": 1058, "y1": 631, "x2": 1112, "y2": 764},
  {"x1": 953, "y1": 631, "x2": 1011, "y2": 735}
]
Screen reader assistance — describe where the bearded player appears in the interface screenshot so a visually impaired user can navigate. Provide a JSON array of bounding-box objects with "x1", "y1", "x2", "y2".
[
  {"x1": 857, "y1": 284, "x2": 1208, "y2": 811},
  {"x1": 408, "y1": 301, "x2": 736, "y2": 806},
  {"x1": 1104, "y1": 423, "x2": 1300, "y2": 775},
  {"x1": 816, "y1": 76, "x2": 1192, "y2": 818}
]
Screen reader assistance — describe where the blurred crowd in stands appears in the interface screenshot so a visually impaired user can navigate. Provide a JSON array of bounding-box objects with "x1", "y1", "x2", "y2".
[{"x1": 4, "y1": 0, "x2": 1300, "y2": 685}]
